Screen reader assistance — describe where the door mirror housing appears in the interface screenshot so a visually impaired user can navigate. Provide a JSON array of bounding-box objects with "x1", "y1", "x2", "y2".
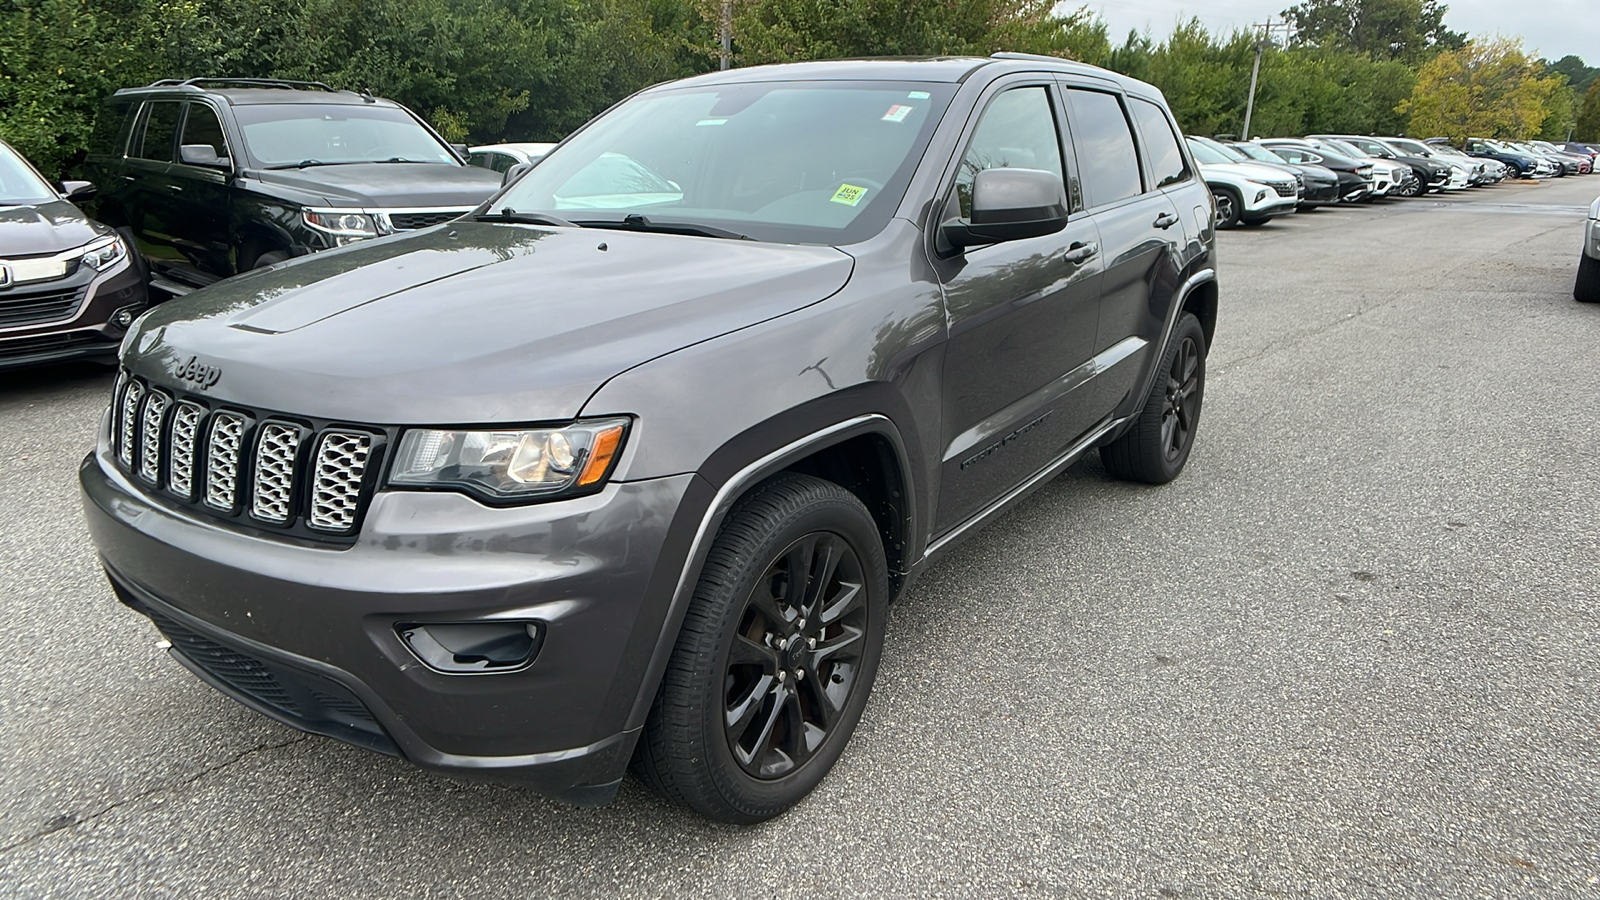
[
  {"x1": 943, "y1": 167, "x2": 1068, "y2": 249},
  {"x1": 501, "y1": 162, "x2": 533, "y2": 187},
  {"x1": 59, "y1": 180, "x2": 97, "y2": 202},
  {"x1": 451, "y1": 142, "x2": 471, "y2": 161},
  {"x1": 179, "y1": 144, "x2": 231, "y2": 170}
]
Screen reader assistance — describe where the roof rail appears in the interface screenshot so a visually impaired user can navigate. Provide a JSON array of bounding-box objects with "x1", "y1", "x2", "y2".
[
  {"x1": 144, "y1": 77, "x2": 339, "y2": 92},
  {"x1": 990, "y1": 51, "x2": 1067, "y2": 62}
]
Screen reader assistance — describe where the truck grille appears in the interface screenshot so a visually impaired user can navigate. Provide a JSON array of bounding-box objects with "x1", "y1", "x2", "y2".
[
  {"x1": 0, "y1": 286, "x2": 85, "y2": 328},
  {"x1": 111, "y1": 374, "x2": 383, "y2": 540},
  {"x1": 387, "y1": 210, "x2": 468, "y2": 231}
]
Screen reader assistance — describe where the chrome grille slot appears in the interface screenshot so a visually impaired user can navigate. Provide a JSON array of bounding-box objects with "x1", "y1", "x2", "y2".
[
  {"x1": 118, "y1": 381, "x2": 143, "y2": 467},
  {"x1": 138, "y1": 391, "x2": 170, "y2": 484},
  {"x1": 251, "y1": 423, "x2": 302, "y2": 523},
  {"x1": 167, "y1": 402, "x2": 204, "y2": 499},
  {"x1": 204, "y1": 413, "x2": 245, "y2": 510},
  {"x1": 308, "y1": 432, "x2": 371, "y2": 533}
]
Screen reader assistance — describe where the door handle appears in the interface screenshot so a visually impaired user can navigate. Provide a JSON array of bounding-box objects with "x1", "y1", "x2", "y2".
[
  {"x1": 1153, "y1": 212, "x2": 1179, "y2": 229},
  {"x1": 166, "y1": 184, "x2": 184, "y2": 192},
  {"x1": 122, "y1": 175, "x2": 136, "y2": 182},
  {"x1": 1063, "y1": 241, "x2": 1098, "y2": 264}
]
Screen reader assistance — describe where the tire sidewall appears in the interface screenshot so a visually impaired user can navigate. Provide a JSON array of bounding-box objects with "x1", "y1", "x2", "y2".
[{"x1": 696, "y1": 487, "x2": 888, "y2": 820}]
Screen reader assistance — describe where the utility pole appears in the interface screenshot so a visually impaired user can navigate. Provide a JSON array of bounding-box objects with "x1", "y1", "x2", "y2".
[
  {"x1": 1242, "y1": 17, "x2": 1291, "y2": 140},
  {"x1": 720, "y1": 0, "x2": 732, "y2": 70}
]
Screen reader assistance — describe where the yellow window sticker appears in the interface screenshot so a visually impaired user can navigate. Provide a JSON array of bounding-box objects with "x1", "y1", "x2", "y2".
[{"x1": 831, "y1": 184, "x2": 869, "y2": 207}]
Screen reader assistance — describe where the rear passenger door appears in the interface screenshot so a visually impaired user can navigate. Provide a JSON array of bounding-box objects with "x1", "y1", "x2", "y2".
[
  {"x1": 164, "y1": 101, "x2": 236, "y2": 282},
  {"x1": 1061, "y1": 85, "x2": 1186, "y2": 416},
  {"x1": 122, "y1": 99, "x2": 186, "y2": 275},
  {"x1": 929, "y1": 78, "x2": 1105, "y2": 536}
]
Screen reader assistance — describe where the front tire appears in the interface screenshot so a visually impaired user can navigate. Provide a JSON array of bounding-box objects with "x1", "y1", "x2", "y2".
[
  {"x1": 633, "y1": 474, "x2": 888, "y2": 823},
  {"x1": 1211, "y1": 187, "x2": 1242, "y2": 229},
  {"x1": 1577, "y1": 254, "x2": 1600, "y2": 303},
  {"x1": 1100, "y1": 312, "x2": 1207, "y2": 484}
]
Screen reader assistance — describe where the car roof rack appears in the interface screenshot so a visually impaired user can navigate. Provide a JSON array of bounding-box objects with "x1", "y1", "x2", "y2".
[
  {"x1": 145, "y1": 77, "x2": 339, "y2": 92},
  {"x1": 990, "y1": 51, "x2": 1067, "y2": 62}
]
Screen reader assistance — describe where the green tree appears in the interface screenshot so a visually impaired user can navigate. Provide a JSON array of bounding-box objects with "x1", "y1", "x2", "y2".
[
  {"x1": 1576, "y1": 80, "x2": 1600, "y2": 142},
  {"x1": 1399, "y1": 37, "x2": 1568, "y2": 143},
  {"x1": 1281, "y1": 0, "x2": 1464, "y2": 63}
]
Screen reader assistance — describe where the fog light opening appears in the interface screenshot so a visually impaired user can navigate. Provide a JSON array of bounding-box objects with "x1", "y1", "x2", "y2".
[{"x1": 398, "y1": 621, "x2": 543, "y2": 674}]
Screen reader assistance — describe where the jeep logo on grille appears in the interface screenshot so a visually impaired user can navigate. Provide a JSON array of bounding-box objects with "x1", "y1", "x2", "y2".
[
  {"x1": 0, "y1": 265, "x2": 11, "y2": 288},
  {"x1": 175, "y1": 356, "x2": 223, "y2": 390}
]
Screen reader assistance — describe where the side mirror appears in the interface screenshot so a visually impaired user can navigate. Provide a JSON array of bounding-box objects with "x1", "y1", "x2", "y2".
[
  {"x1": 179, "y1": 144, "x2": 231, "y2": 170},
  {"x1": 942, "y1": 167, "x2": 1068, "y2": 249},
  {"x1": 501, "y1": 162, "x2": 533, "y2": 187},
  {"x1": 59, "y1": 180, "x2": 97, "y2": 202},
  {"x1": 451, "y1": 142, "x2": 470, "y2": 160}
]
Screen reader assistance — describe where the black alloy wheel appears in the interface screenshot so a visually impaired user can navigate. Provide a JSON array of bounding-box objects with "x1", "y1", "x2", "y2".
[
  {"x1": 1101, "y1": 312, "x2": 1207, "y2": 484},
  {"x1": 633, "y1": 474, "x2": 888, "y2": 823}
]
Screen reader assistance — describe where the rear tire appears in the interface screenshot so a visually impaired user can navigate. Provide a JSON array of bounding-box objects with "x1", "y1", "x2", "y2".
[
  {"x1": 632, "y1": 474, "x2": 888, "y2": 823},
  {"x1": 1100, "y1": 312, "x2": 1207, "y2": 484},
  {"x1": 1576, "y1": 254, "x2": 1600, "y2": 304}
]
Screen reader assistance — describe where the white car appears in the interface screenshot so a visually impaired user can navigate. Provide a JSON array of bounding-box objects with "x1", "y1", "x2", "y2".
[
  {"x1": 467, "y1": 142, "x2": 559, "y2": 174},
  {"x1": 1185, "y1": 137, "x2": 1300, "y2": 228},
  {"x1": 1305, "y1": 138, "x2": 1406, "y2": 197},
  {"x1": 1578, "y1": 196, "x2": 1600, "y2": 303}
]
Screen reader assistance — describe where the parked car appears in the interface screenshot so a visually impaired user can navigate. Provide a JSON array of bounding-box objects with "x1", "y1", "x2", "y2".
[
  {"x1": 1304, "y1": 137, "x2": 1411, "y2": 197},
  {"x1": 1559, "y1": 142, "x2": 1598, "y2": 164},
  {"x1": 1401, "y1": 139, "x2": 1497, "y2": 185},
  {"x1": 1309, "y1": 134, "x2": 1454, "y2": 195},
  {"x1": 1378, "y1": 136, "x2": 1478, "y2": 188},
  {"x1": 81, "y1": 55, "x2": 1219, "y2": 823},
  {"x1": 468, "y1": 142, "x2": 559, "y2": 174},
  {"x1": 1185, "y1": 136, "x2": 1299, "y2": 226},
  {"x1": 0, "y1": 139, "x2": 149, "y2": 370},
  {"x1": 1527, "y1": 140, "x2": 1591, "y2": 175},
  {"x1": 1456, "y1": 138, "x2": 1543, "y2": 178},
  {"x1": 1213, "y1": 139, "x2": 1341, "y2": 207},
  {"x1": 1579, "y1": 195, "x2": 1600, "y2": 303},
  {"x1": 83, "y1": 78, "x2": 503, "y2": 295},
  {"x1": 1256, "y1": 139, "x2": 1373, "y2": 202}
]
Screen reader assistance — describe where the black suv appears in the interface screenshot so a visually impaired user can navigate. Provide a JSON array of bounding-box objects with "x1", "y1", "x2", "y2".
[
  {"x1": 83, "y1": 78, "x2": 502, "y2": 293},
  {"x1": 81, "y1": 56, "x2": 1218, "y2": 823}
]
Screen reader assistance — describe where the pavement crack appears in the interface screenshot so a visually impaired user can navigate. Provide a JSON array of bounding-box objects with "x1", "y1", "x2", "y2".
[{"x1": 0, "y1": 733, "x2": 310, "y2": 856}]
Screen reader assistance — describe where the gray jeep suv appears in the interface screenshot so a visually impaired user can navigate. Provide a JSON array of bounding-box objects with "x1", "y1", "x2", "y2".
[{"x1": 81, "y1": 55, "x2": 1219, "y2": 823}]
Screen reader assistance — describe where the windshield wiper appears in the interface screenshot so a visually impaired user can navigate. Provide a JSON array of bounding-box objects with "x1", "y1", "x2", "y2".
[
  {"x1": 574, "y1": 214, "x2": 751, "y2": 241},
  {"x1": 264, "y1": 159, "x2": 354, "y2": 170},
  {"x1": 473, "y1": 209, "x2": 578, "y2": 228}
]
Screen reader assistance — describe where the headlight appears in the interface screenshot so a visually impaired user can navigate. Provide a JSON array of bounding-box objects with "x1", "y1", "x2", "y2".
[
  {"x1": 304, "y1": 209, "x2": 388, "y2": 242},
  {"x1": 389, "y1": 418, "x2": 630, "y2": 501},
  {"x1": 80, "y1": 235, "x2": 127, "y2": 271}
]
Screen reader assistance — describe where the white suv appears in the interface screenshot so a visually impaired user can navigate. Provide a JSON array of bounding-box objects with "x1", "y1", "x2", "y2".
[{"x1": 1186, "y1": 137, "x2": 1299, "y2": 228}]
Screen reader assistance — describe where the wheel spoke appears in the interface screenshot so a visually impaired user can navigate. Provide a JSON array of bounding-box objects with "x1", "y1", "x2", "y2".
[
  {"x1": 800, "y1": 535, "x2": 841, "y2": 617},
  {"x1": 1160, "y1": 411, "x2": 1178, "y2": 452},
  {"x1": 797, "y1": 666, "x2": 838, "y2": 729},
  {"x1": 734, "y1": 683, "x2": 788, "y2": 767},
  {"x1": 780, "y1": 535, "x2": 819, "y2": 611},
  {"x1": 818, "y1": 581, "x2": 864, "y2": 625},
  {"x1": 781, "y1": 689, "x2": 817, "y2": 769},
  {"x1": 726, "y1": 675, "x2": 774, "y2": 738},
  {"x1": 729, "y1": 634, "x2": 779, "y2": 671},
  {"x1": 812, "y1": 624, "x2": 864, "y2": 666},
  {"x1": 747, "y1": 589, "x2": 789, "y2": 632}
]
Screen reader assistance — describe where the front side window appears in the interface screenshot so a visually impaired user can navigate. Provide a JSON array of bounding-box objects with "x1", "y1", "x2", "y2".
[
  {"x1": 469, "y1": 151, "x2": 515, "y2": 173},
  {"x1": 134, "y1": 101, "x2": 183, "y2": 162},
  {"x1": 1066, "y1": 89, "x2": 1143, "y2": 207},
  {"x1": 1129, "y1": 98, "x2": 1189, "y2": 188},
  {"x1": 951, "y1": 86, "x2": 1065, "y2": 219},
  {"x1": 180, "y1": 104, "x2": 230, "y2": 161},
  {"x1": 233, "y1": 105, "x2": 458, "y2": 168},
  {"x1": 0, "y1": 143, "x2": 58, "y2": 205},
  {"x1": 494, "y1": 81, "x2": 957, "y2": 245}
]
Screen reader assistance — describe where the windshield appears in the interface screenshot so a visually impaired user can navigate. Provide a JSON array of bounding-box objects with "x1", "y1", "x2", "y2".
[
  {"x1": 1192, "y1": 137, "x2": 1250, "y2": 162},
  {"x1": 1232, "y1": 143, "x2": 1288, "y2": 164},
  {"x1": 1318, "y1": 138, "x2": 1368, "y2": 159},
  {"x1": 0, "y1": 143, "x2": 59, "y2": 205},
  {"x1": 234, "y1": 105, "x2": 458, "y2": 168},
  {"x1": 1386, "y1": 138, "x2": 1433, "y2": 156},
  {"x1": 1185, "y1": 139, "x2": 1235, "y2": 166},
  {"x1": 492, "y1": 81, "x2": 956, "y2": 245}
]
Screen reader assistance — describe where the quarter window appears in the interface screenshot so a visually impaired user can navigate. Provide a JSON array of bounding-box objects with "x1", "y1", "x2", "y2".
[
  {"x1": 181, "y1": 104, "x2": 230, "y2": 161},
  {"x1": 1129, "y1": 98, "x2": 1189, "y2": 189},
  {"x1": 1066, "y1": 89, "x2": 1143, "y2": 207},
  {"x1": 952, "y1": 86, "x2": 1064, "y2": 219},
  {"x1": 134, "y1": 101, "x2": 182, "y2": 162}
]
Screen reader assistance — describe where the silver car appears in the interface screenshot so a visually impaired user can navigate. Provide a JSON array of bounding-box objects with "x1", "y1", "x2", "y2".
[{"x1": 1579, "y1": 196, "x2": 1600, "y2": 303}]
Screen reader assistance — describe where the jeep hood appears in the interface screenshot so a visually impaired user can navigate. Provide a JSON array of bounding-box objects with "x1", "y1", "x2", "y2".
[
  {"x1": 124, "y1": 223, "x2": 855, "y2": 423},
  {"x1": 0, "y1": 199, "x2": 102, "y2": 257},
  {"x1": 252, "y1": 162, "x2": 502, "y2": 209}
]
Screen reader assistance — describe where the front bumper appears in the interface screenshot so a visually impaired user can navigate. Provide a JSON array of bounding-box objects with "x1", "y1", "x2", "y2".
[
  {"x1": 1585, "y1": 217, "x2": 1600, "y2": 261},
  {"x1": 81, "y1": 436, "x2": 709, "y2": 805},
  {"x1": 1239, "y1": 185, "x2": 1299, "y2": 217},
  {"x1": 0, "y1": 257, "x2": 146, "y2": 370}
]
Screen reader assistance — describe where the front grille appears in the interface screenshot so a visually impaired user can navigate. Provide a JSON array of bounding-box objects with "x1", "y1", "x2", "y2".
[
  {"x1": 388, "y1": 210, "x2": 467, "y2": 231},
  {"x1": 115, "y1": 586, "x2": 396, "y2": 756},
  {"x1": 111, "y1": 373, "x2": 384, "y2": 540},
  {"x1": 0, "y1": 286, "x2": 84, "y2": 328},
  {"x1": 1271, "y1": 182, "x2": 1296, "y2": 197}
]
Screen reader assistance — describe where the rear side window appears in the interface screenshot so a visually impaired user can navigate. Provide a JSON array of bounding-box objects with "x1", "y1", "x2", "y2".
[
  {"x1": 181, "y1": 104, "x2": 230, "y2": 159},
  {"x1": 1066, "y1": 89, "x2": 1143, "y2": 207},
  {"x1": 1128, "y1": 98, "x2": 1188, "y2": 189},
  {"x1": 134, "y1": 101, "x2": 182, "y2": 162},
  {"x1": 953, "y1": 86, "x2": 1064, "y2": 219},
  {"x1": 91, "y1": 101, "x2": 135, "y2": 157}
]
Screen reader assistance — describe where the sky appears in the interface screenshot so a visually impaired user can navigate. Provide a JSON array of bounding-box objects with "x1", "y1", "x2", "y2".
[{"x1": 1089, "y1": 0, "x2": 1600, "y2": 63}]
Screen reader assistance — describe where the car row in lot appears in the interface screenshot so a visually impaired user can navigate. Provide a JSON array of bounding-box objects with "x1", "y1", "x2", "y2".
[{"x1": 1185, "y1": 131, "x2": 1597, "y2": 230}]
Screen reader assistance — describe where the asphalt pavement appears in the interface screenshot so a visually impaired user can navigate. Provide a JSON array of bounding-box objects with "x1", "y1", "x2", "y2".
[{"x1": 2, "y1": 177, "x2": 1597, "y2": 899}]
